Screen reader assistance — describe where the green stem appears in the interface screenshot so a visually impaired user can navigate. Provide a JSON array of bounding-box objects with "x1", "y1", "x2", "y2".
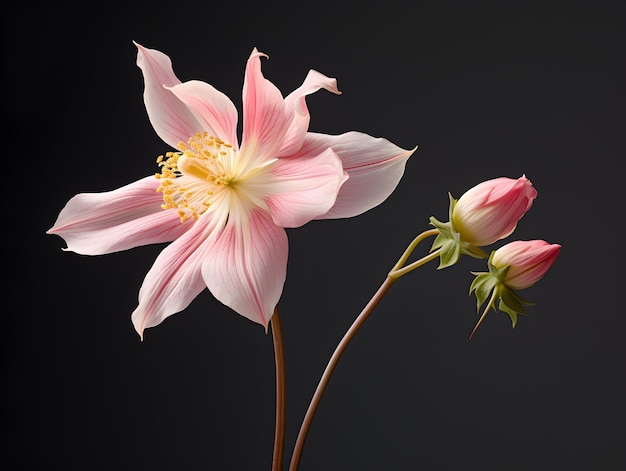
[
  {"x1": 288, "y1": 228, "x2": 440, "y2": 470},
  {"x1": 469, "y1": 286, "x2": 499, "y2": 340},
  {"x1": 270, "y1": 308, "x2": 286, "y2": 471},
  {"x1": 390, "y1": 228, "x2": 439, "y2": 272},
  {"x1": 389, "y1": 249, "x2": 441, "y2": 279}
]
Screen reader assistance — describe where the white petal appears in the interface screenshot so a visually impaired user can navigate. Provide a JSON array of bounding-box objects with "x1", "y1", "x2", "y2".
[
  {"x1": 47, "y1": 176, "x2": 192, "y2": 255},
  {"x1": 298, "y1": 132, "x2": 416, "y2": 219},
  {"x1": 135, "y1": 42, "x2": 206, "y2": 148},
  {"x1": 202, "y1": 205, "x2": 287, "y2": 329}
]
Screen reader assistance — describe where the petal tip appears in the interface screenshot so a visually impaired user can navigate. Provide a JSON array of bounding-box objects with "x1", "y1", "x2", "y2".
[
  {"x1": 400, "y1": 144, "x2": 418, "y2": 161},
  {"x1": 132, "y1": 311, "x2": 146, "y2": 342},
  {"x1": 135, "y1": 325, "x2": 145, "y2": 342},
  {"x1": 250, "y1": 47, "x2": 269, "y2": 61}
]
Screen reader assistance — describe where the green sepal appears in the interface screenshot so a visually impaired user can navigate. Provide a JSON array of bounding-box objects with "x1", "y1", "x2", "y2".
[
  {"x1": 428, "y1": 194, "x2": 488, "y2": 269},
  {"x1": 429, "y1": 216, "x2": 453, "y2": 250},
  {"x1": 498, "y1": 286, "x2": 534, "y2": 328},
  {"x1": 438, "y1": 236, "x2": 462, "y2": 269},
  {"x1": 428, "y1": 215, "x2": 461, "y2": 268},
  {"x1": 469, "y1": 272, "x2": 497, "y2": 311},
  {"x1": 487, "y1": 252, "x2": 510, "y2": 281},
  {"x1": 469, "y1": 252, "x2": 535, "y2": 330},
  {"x1": 498, "y1": 299, "x2": 519, "y2": 328},
  {"x1": 464, "y1": 244, "x2": 489, "y2": 260}
]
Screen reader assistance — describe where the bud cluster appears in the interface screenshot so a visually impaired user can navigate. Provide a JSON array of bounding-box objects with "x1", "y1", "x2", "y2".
[{"x1": 428, "y1": 175, "x2": 560, "y2": 337}]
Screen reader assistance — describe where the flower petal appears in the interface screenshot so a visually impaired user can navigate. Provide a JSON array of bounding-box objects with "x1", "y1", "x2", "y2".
[
  {"x1": 47, "y1": 176, "x2": 192, "y2": 255},
  {"x1": 202, "y1": 206, "x2": 287, "y2": 329},
  {"x1": 166, "y1": 80, "x2": 239, "y2": 149},
  {"x1": 247, "y1": 147, "x2": 347, "y2": 228},
  {"x1": 131, "y1": 214, "x2": 223, "y2": 339},
  {"x1": 297, "y1": 132, "x2": 416, "y2": 219},
  {"x1": 240, "y1": 49, "x2": 291, "y2": 169},
  {"x1": 135, "y1": 42, "x2": 206, "y2": 148},
  {"x1": 276, "y1": 69, "x2": 341, "y2": 158}
]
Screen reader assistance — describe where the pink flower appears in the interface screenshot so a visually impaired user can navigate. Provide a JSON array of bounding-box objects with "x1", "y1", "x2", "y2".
[
  {"x1": 491, "y1": 240, "x2": 561, "y2": 290},
  {"x1": 452, "y1": 175, "x2": 537, "y2": 246},
  {"x1": 47, "y1": 43, "x2": 415, "y2": 339}
]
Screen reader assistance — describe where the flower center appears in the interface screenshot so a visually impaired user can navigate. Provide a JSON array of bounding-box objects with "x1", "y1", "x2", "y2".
[{"x1": 156, "y1": 132, "x2": 237, "y2": 223}]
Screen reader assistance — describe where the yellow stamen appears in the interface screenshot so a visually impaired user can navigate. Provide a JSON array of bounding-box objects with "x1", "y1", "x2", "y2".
[{"x1": 156, "y1": 132, "x2": 237, "y2": 223}]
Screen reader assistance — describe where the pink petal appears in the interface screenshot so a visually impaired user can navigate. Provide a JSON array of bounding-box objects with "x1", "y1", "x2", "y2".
[
  {"x1": 47, "y1": 176, "x2": 192, "y2": 255},
  {"x1": 276, "y1": 69, "x2": 342, "y2": 158},
  {"x1": 131, "y1": 214, "x2": 223, "y2": 339},
  {"x1": 262, "y1": 148, "x2": 347, "y2": 228},
  {"x1": 166, "y1": 80, "x2": 239, "y2": 149},
  {"x1": 202, "y1": 207, "x2": 288, "y2": 330},
  {"x1": 240, "y1": 49, "x2": 291, "y2": 169},
  {"x1": 297, "y1": 132, "x2": 416, "y2": 219},
  {"x1": 135, "y1": 42, "x2": 206, "y2": 148}
]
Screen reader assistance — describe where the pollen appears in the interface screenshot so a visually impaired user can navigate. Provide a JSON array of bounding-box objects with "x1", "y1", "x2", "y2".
[{"x1": 156, "y1": 132, "x2": 237, "y2": 223}]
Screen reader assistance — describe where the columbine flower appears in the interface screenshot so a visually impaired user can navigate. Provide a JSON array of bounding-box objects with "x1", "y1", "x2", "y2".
[
  {"x1": 47, "y1": 43, "x2": 416, "y2": 339},
  {"x1": 468, "y1": 240, "x2": 561, "y2": 338},
  {"x1": 429, "y1": 175, "x2": 537, "y2": 268}
]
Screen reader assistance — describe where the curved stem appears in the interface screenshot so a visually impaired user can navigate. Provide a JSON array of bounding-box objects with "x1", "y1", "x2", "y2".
[
  {"x1": 270, "y1": 308, "x2": 286, "y2": 471},
  {"x1": 288, "y1": 276, "x2": 396, "y2": 471},
  {"x1": 287, "y1": 228, "x2": 441, "y2": 470},
  {"x1": 391, "y1": 228, "x2": 439, "y2": 272}
]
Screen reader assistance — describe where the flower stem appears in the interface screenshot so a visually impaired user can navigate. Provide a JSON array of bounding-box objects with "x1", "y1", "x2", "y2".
[
  {"x1": 270, "y1": 307, "x2": 286, "y2": 471},
  {"x1": 288, "y1": 276, "x2": 396, "y2": 471},
  {"x1": 469, "y1": 287, "x2": 498, "y2": 340},
  {"x1": 389, "y1": 249, "x2": 441, "y2": 279},
  {"x1": 288, "y1": 228, "x2": 439, "y2": 470},
  {"x1": 391, "y1": 228, "x2": 439, "y2": 272}
]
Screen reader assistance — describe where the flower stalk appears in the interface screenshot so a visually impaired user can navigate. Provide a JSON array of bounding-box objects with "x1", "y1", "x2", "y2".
[
  {"x1": 469, "y1": 285, "x2": 499, "y2": 340},
  {"x1": 389, "y1": 228, "x2": 441, "y2": 278},
  {"x1": 288, "y1": 276, "x2": 396, "y2": 471},
  {"x1": 288, "y1": 228, "x2": 440, "y2": 470},
  {"x1": 270, "y1": 308, "x2": 286, "y2": 471}
]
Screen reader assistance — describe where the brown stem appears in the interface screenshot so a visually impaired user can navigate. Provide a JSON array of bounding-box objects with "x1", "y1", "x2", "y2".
[
  {"x1": 288, "y1": 276, "x2": 397, "y2": 470},
  {"x1": 287, "y1": 228, "x2": 440, "y2": 469},
  {"x1": 271, "y1": 308, "x2": 286, "y2": 471}
]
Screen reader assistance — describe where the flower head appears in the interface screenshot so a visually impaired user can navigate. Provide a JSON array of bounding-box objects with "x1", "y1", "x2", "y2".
[
  {"x1": 429, "y1": 175, "x2": 537, "y2": 268},
  {"x1": 468, "y1": 239, "x2": 560, "y2": 338},
  {"x1": 491, "y1": 240, "x2": 561, "y2": 290},
  {"x1": 452, "y1": 175, "x2": 537, "y2": 246},
  {"x1": 47, "y1": 43, "x2": 416, "y2": 339}
]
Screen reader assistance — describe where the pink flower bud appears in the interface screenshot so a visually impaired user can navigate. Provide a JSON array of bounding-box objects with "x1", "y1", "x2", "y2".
[
  {"x1": 491, "y1": 240, "x2": 561, "y2": 290},
  {"x1": 452, "y1": 175, "x2": 537, "y2": 246}
]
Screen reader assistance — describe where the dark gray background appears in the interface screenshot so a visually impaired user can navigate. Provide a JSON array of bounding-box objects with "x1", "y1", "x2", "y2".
[{"x1": 6, "y1": 1, "x2": 624, "y2": 469}]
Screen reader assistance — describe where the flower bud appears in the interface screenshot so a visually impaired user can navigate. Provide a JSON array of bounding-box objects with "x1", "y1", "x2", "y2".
[
  {"x1": 491, "y1": 240, "x2": 561, "y2": 290},
  {"x1": 452, "y1": 175, "x2": 537, "y2": 246},
  {"x1": 468, "y1": 239, "x2": 561, "y2": 338}
]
